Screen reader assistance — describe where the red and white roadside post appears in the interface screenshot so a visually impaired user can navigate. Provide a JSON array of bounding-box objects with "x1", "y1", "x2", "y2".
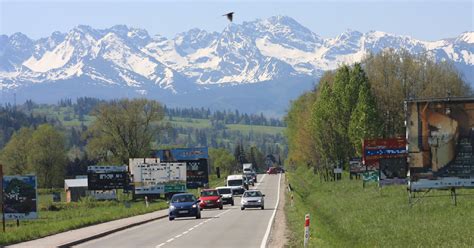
[{"x1": 304, "y1": 213, "x2": 310, "y2": 247}]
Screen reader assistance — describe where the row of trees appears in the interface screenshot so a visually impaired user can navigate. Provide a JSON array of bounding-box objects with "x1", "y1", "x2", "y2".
[
  {"x1": 286, "y1": 49, "x2": 471, "y2": 169},
  {"x1": 166, "y1": 107, "x2": 285, "y2": 127},
  {"x1": 1, "y1": 98, "x2": 274, "y2": 187}
]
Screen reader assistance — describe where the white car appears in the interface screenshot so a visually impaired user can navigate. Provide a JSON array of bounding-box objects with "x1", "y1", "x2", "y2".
[
  {"x1": 241, "y1": 190, "x2": 265, "y2": 210},
  {"x1": 216, "y1": 186, "x2": 235, "y2": 206}
]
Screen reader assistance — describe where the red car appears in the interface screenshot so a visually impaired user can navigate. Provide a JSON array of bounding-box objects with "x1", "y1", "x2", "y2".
[
  {"x1": 267, "y1": 167, "x2": 278, "y2": 174},
  {"x1": 198, "y1": 189, "x2": 223, "y2": 210}
]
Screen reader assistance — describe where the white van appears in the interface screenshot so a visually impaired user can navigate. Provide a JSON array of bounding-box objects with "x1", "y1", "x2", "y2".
[{"x1": 226, "y1": 175, "x2": 245, "y2": 195}]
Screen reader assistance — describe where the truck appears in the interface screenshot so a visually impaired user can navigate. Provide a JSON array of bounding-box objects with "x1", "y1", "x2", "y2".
[
  {"x1": 243, "y1": 163, "x2": 253, "y2": 173},
  {"x1": 129, "y1": 158, "x2": 187, "y2": 198},
  {"x1": 405, "y1": 97, "x2": 474, "y2": 192}
]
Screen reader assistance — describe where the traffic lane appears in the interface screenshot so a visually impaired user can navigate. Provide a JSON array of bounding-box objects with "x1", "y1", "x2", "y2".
[
  {"x1": 166, "y1": 173, "x2": 280, "y2": 248},
  {"x1": 76, "y1": 203, "x2": 227, "y2": 248},
  {"x1": 77, "y1": 173, "x2": 279, "y2": 248}
]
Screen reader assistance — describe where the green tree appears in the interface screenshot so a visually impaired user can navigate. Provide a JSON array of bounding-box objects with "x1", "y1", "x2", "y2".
[
  {"x1": 348, "y1": 78, "x2": 382, "y2": 155},
  {"x1": 86, "y1": 99, "x2": 165, "y2": 164},
  {"x1": 27, "y1": 124, "x2": 67, "y2": 188},
  {"x1": 0, "y1": 127, "x2": 33, "y2": 175},
  {"x1": 363, "y1": 49, "x2": 471, "y2": 137},
  {"x1": 209, "y1": 148, "x2": 236, "y2": 175}
]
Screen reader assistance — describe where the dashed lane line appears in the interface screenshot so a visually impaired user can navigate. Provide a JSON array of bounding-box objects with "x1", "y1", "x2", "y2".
[{"x1": 156, "y1": 209, "x2": 231, "y2": 247}]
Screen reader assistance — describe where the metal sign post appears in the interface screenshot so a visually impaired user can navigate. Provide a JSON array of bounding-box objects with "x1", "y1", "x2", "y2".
[{"x1": 304, "y1": 213, "x2": 310, "y2": 247}]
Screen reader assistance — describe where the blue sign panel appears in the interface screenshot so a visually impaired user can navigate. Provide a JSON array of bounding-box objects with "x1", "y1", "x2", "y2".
[
  {"x1": 157, "y1": 147, "x2": 209, "y2": 161},
  {"x1": 364, "y1": 148, "x2": 407, "y2": 157}
]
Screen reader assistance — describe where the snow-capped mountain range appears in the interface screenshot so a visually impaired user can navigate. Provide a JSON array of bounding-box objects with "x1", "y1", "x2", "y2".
[{"x1": 0, "y1": 16, "x2": 473, "y2": 114}]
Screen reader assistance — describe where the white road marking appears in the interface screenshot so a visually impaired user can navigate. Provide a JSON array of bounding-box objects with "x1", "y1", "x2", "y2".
[
  {"x1": 259, "y1": 173, "x2": 282, "y2": 248},
  {"x1": 157, "y1": 209, "x2": 231, "y2": 247}
]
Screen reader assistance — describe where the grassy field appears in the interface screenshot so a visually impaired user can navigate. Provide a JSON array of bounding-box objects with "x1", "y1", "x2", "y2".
[
  {"x1": 0, "y1": 191, "x2": 167, "y2": 246},
  {"x1": 227, "y1": 124, "x2": 285, "y2": 135},
  {"x1": 285, "y1": 166, "x2": 474, "y2": 247},
  {"x1": 30, "y1": 106, "x2": 285, "y2": 137},
  {"x1": 0, "y1": 175, "x2": 228, "y2": 246}
]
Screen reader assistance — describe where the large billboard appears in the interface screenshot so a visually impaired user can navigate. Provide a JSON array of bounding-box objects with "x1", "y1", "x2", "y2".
[
  {"x1": 3, "y1": 175, "x2": 38, "y2": 220},
  {"x1": 156, "y1": 147, "x2": 209, "y2": 161},
  {"x1": 87, "y1": 166, "x2": 128, "y2": 190},
  {"x1": 363, "y1": 138, "x2": 407, "y2": 170},
  {"x1": 406, "y1": 98, "x2": 474, "y2": 191},
  {"x1": 185, "y1": 159, "x2": 209, "y2": 188},
  {"x1": 155, "y1": 148, "x2": 209, "y2": 188},
  {"x1": 129, "y1": 158, "x2": 187, "y2": 195}
]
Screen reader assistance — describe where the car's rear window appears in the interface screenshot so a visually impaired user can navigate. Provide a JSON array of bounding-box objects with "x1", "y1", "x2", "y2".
[
  {"x1": 201, "y1": 190, "x2": 219, "y2": 196},
  {"x1": 243, "y1": 191, "x2": 262, "y2": 197},
  {"x1": 218, "y1": 188, "x2": 231, "y2": 194},
  {"x1": 171, "y1": 194, "x2": 196, "y2": 203}
]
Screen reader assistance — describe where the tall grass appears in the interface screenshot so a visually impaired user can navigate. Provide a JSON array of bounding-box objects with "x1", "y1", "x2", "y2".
[
  {"x1": 285, "y1": 166, "x2": 474, "y2": 247},
  {"x1": 0, "y1": 195, "x2": 167, "y2": 245}
]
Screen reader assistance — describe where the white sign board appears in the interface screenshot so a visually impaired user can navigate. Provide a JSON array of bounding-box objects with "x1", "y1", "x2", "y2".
[{"x1": 129, "y1": 158, "x2": 186, "y2": 195}]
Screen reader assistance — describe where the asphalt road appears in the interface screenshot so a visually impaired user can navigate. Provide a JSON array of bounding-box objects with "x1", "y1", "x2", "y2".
[{"x1": 76, "y1": 173, "x2": 281, "y2": 248}]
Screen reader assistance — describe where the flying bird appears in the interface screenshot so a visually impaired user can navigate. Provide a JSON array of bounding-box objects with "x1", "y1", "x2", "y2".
[{"x1": 223, "y1": 12, "x2": 234, "y2": 22}]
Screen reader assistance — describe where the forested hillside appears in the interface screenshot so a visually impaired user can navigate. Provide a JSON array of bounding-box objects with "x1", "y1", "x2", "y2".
[{"x1": 0, "y1": 98, "x2": 285, "y2": 185}]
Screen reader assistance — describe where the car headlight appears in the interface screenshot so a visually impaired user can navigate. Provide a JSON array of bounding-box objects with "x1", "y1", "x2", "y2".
[
  {"x1": 192, "y1": 204, "x2": 197, "y2": 208},
  {"x1": 258, "y1": 200, "x2": 262, "y2": 203},
  {"x1": 217, "y1": 199, "x2": 221, "y2": 202},
  {"x1": 169, "y1": 206, "x2": 176, "y2": 211},
  {"x1": 241, "y1": 199, "x2": 247, "y2": 204}
]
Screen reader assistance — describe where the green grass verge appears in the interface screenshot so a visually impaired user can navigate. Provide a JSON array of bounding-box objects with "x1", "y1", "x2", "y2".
[
  {"x1": 0, "y1": 194, "x2": 167, "y2": 246},
  {"x1": 285, "y1": 166, "x2": 474, "y2": 247}
]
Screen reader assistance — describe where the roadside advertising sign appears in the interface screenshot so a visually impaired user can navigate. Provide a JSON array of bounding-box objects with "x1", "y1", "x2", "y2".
[
  {"x1": 363, "y1": 138, "x2": 407, "y2": 170},
  {"x1": 156, "y1": 147, "x2": 209, "y2": 161},
  {"x1": 349, "y1": 157, "x2": 366, "y2": 173},
  {"x1": 129, "y1": 158, "x2": 187, "y2": 195},
  {"x1": 185, "y1": 159, "x2": 209, "y2": 188},
  {"x1": 155, "y1": 148, "x2": 210, "y2": 189},
  {"x1": 406, "y1": 98, "x2": 474, "y2": 191},
  {"x1": 3, "y1": 175, "x2": 38, "y2": 220},
  {"x1": 87, "y1": 166, "x2": 128, "y2": 190}
]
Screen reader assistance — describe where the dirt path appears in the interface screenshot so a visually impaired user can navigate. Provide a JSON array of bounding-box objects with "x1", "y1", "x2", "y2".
[{"x1": 267, "y1": 173, "x2": 289, "y2": 248}]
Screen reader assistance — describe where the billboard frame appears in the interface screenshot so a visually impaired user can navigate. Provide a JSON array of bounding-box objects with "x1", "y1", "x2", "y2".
[
  {"x1": 2, "y1": 175, "x2": 38, "y2": 220},
  {"x1": 405, "y1": 97, "x2": 474, "y2": 205}
]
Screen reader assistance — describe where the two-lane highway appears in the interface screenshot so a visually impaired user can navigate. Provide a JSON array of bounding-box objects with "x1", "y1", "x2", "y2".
[{"x1": 77, "y1": 173, "x2": 281, "y2": 248}]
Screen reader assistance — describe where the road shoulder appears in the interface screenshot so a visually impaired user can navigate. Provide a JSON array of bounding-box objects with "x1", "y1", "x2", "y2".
[{"x1": 267, "y1": 173, "x2": 289, "y2": 248}]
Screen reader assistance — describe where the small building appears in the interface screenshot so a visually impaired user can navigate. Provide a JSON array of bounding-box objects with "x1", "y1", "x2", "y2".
[{"x1": 64, "y1": 178, "x2": 88, "y2": 203}]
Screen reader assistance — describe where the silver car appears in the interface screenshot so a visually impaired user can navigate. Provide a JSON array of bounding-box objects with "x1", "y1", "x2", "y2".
[{"x1": 240, "y1": 190, "x2": 265, "y2": 210}]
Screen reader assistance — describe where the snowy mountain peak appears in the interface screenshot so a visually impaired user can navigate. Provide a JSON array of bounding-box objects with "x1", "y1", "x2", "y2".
[
  {"x1": 457, "y1": 32, "x2": 474, "y2": 44},
  {"x1": 0, "y1": 16, "x2": 472, "y2": 102}
]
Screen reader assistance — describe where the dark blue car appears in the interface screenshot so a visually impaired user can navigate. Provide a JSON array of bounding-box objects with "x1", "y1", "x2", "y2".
[{"x1": 168, "y1": 193, "x2": 201, "y2": 221}]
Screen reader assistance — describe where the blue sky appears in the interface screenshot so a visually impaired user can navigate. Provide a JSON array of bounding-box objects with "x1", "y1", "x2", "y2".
[{"x1": 0, "y1": 0, "x2": 472, "y2": 41}]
